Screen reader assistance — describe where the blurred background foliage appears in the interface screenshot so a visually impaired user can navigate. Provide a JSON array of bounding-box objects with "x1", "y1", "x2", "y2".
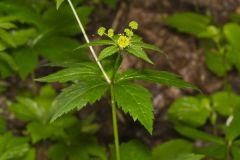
[{"x1": 1, "y1": 0, "x2": 240, "y2": 159}]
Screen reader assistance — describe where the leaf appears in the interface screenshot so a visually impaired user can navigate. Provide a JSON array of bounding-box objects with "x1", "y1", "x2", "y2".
[
  {"x1": 50, "y1": 80, "x2": 108, "y2": 122},
  {"x1": 225, "y1": 107, "x2": 240, "y2": 142},
  {"x1": 0, "y1": 52, "x2": 18, "y2": 71},
  {"x1": 226, "y1": 46, "x2": 240, "y2": 72},
  {"x1": 0, "y1": 1, "x2": 42, "y2": 28},
  {"x1": 175, "y1": 125, "x2": 224, "y2": 144},
  {"x1": 211, "y1": 91, "x2": 240, "y2": 116},
  {"x1": 224, "y1": 23, "x2": 240, "y2": 50},
  {"x1": 13, "y1": 48, "x2": 38, "y2": 79},
  {"x1": 114, "y1": 82, "x2": 154, "y2": 133},
  {"x1": 132, "y1": 42, "x2": 162, "y2": 53},
  {"x1": 56, "y1": 0, "x2": 65, "y2": 9},
  {"x1": 232, "y1": 146, "x2": 240, "y2": 160},
  {"x1": 196, "y1": 144, "x2": 226, "y2": 159},
  {"x1": 36, "y1": 63, "x2": 101, "y2": 82},
  {"x1": 116, "y1": 69, "x2": 197, "y2": 90},
  {"x1": 27, "y1": 116, "x2": 77, "y2": 143},
  {"x1": 152, "y1": 139, "x2": 193, "y2": 160},
  {"x1": 175, "y1": 154, "x2": 204, "y2": 160},
  {"x1": 0, "y1": 29, "x2": 15, "y2": 47},
  {"x1": 168, "y1": 97, "x2": 210, "y2": 127},
  {"x1": 42, "y1": 6, "x2": 93, "y2": 36},
  {"x1": 48, "y1": 137, "x2": 107, "y2": 160},
  {"x1": 75, "y1": 40, "x2": 115, "y2": 49},
  {"x1": 205, "y1": 51, "x2": 231, "y2": 77},
  {"x1": 34, "y1": 36, "x2": 87, "y2": 62},
  {"x1": 120, "y1": 140, "x2": 152, "y2": 160},
  {"x1": 11, "y1": 28, "x2": 37, "y2": 47},
  {"x1": 0, "y1": 133, "x2": 30, "y2": 160},
  {"x1": 165, "y1": 12, "x2": 211, "y2": 37},
  {"x1": 127, "y1": 45, "x2": 153, "y2": 64},
  {"x1": 0, "y1": 22, "x2": 16, "y2": 29},
  {"x1": 99, "y1": 45, "x2": 119, "y2": 60},
  {"x1": 9, "y1": 97, "x2": 43, "y2": 122}
]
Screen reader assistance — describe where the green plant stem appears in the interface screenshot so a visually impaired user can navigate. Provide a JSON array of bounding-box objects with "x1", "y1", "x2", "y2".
[
  {"x1": 110, "y1": 85, "x2": 120, "y2": 160},
  {"x1": 67, "y1": 0, "x2": 111, "y2": 84}
]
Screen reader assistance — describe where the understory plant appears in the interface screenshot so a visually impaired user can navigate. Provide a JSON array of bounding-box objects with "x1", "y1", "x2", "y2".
[
  {"x1": 165, "y1": 12, "x2": 240, "y2": 78},
  {"x1": 37, "y1": 0, "x2": 196, "y2": 160},
  {"x1": 168, "y1": 90, "x2": 240, "y2": 160}
]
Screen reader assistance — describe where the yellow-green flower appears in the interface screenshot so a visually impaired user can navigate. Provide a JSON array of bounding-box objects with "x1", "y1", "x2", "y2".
[
  {"x1": 124, "y1": 28, "x2": 133, "y2": 37},
  {"x1": 97, "y1": 27, "x2": 106, "y2": 36},
  {"x1": 129, "y1": 21, "x2": 138, "y2": 30},
  {"x1": 107, "y1": 28, "x2": 114, "y2": 38},
  {"x1": 117, "y1": 35, "x2": 130, "y2": 48}
]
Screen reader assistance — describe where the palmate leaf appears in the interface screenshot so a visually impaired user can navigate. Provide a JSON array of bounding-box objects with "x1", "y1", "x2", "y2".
[
  {"x1": 116, "y1": 69, "x2": 197, "y2": 90},
  {"x1": 99, "y1": 45, "x2": 119, "y2": 60},
  {"x1": 36, "y1": 63, "x2": 101, "y2": 82},
  {"x1": 127, "y1": 46, "x2": 153, "y2": 64},
  {"x1": 50, "y1": 80, "x2": 108, "y2": 122},
  {"x1": 114, "y1": 82, "x2": 153, "y2": 133}
]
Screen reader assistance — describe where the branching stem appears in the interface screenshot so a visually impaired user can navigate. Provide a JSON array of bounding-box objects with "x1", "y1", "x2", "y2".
[{"x1": 67, "y1": 0, "x2": 111, "y2": 84}]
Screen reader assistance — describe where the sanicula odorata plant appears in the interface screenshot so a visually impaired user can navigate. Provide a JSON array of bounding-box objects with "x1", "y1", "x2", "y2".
[{"x1": 37, "y1": 0, "x2": 197, "y2": 160}]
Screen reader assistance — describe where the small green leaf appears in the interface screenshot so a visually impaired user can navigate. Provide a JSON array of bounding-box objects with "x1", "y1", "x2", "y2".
[
  {"x1": 14, "y1": 48, "x2": 38, "y2": 80},
  {"x1": 114, "y1": 82, "x2": 153, "y2": 133},
  {"x1": 0, "y1": 22, "x2": 16, "y2": 29},
  {"x1": 127, "y1": 46, "x2": 153, "y2": 64},
  {"x1": 50, "y1": 80, "x2": 108, "y2": 122},
  {"x1": 165, "y1": 12, "x2": 211, "y2": 37},
  {"x1": 168, "y1": 97, "x2": 210, "y2": 127},
  {"x1": 132, "y1": 42, "x2": 162, "y2": 53},
  {"x1": 175, "y1": 125, "x2": 224, "y2": 144},
  {"x1": 0, "y1": 133, "x2": 30, "y2": 160},
  {"x1": 152, "y1": 139, "x2": 193, "y2": 160},
  {"x1": 205, "y1": 51, "x2": 231, "y2": 77},
  {"x1": 120, "y1": 140, "x2": 152, "y2": 160},
  {"x1": 75, "y1": 40, "x2": 115, "y2": 50},
  {"x1": 36, "y1": 63, "x2": 101, "y2": 82},
  {"x1": 0, "y1": 52, "x2": 18, "y2": 71},
  {"x1": 211, "y1": 91, "x2": 240, "y2": 116},
  {"x1": 224, "y1": 23, "x2": 240, "y2": 50},
  {"x1": 116, "y1": 69, "x2": 197, "y2": 90},
  {"x1": 226, "y1": 107, "x2": 240, "y2": 142},
  {"x1": 99, "y1": 45, "x2": 119, "y2": 60},
  {"x1": 56, "y1": 0, "x2": 65, "y2": 10},
  {"x1": 9, "y1": 97, "x2": 43, "y2": 122},
  {"x1": 0, "y1": 29, "x2": 15, "y2": 47}
]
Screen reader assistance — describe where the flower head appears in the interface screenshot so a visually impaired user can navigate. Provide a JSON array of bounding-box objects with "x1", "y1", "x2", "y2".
[
  {"x1": 124, "y1": 28, "x2": 133, "y2": 37},
  {"x1": 107, "y1": 28, "x2": 114, "y2": 38},
  {"x1": 97, "y1": 27, "x2": 106, "y2": 36},
  {"x1": 118, "y1": 35, "x2": 130, "y2": 49},
  {"x1": 129, "y1": 21, "x2": 138, "y2": 30}
]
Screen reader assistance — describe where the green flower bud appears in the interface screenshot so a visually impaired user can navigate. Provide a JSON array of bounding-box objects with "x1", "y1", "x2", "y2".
[
  {"x1": 97, "y1": 27, "x2": 106, "y2": 36},
  {"x1": 124, "y1": 28, "x2": 133, "y2": 37},
  {"x1": 129, "y1": 21, "x2": 138, "y2": 30},
  {"x1": 107, "y1": 28, "x2": 114, "y2": 38}
]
